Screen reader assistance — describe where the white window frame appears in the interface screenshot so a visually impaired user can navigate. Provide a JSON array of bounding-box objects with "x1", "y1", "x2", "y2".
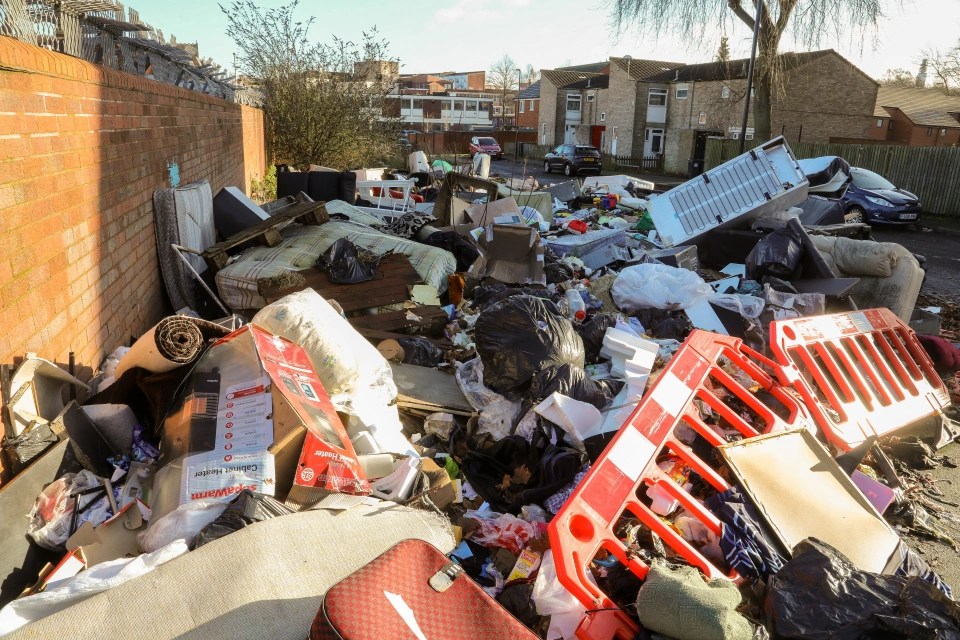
[
  {"x1": 940, "y1": 128, "x2": 947, "y2": 136},
  {"x1": 586, "y1": 93, "x2": 595, "y2": 102},
  {"x1": 566, "y1": 93, "x2": 582, "y2": 111},
  {"x1": 721, "y1": 86, "x2": 731, "y2": 99},
  {"x1": 876, "y1": 118, "x2": 884, "y2": 128},
  {"x1": 698, "y1": 112, "x2": 707, "y2": 125},
  {"x1": 675, "y1": 85, "x2": 689, "y2": 100},
  {"x1": 600, "y1": 112, "x2": 606, "y2": 122},
  {"x1": 648, "y1": 88, "x2": 667, "y2": 106},
  {"x1": 519, "y1": 100, "x2": 525, "y2": 113}
]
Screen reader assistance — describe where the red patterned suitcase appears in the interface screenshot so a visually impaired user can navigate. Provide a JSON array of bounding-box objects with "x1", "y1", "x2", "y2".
[{"x1": 309, "y1": 538, "x2": 540, "y2": 640}]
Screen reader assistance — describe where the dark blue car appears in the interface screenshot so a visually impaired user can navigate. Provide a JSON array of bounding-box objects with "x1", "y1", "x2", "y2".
[{"x1": 842, "y1": 167, "x2": 922, "y2": 226}]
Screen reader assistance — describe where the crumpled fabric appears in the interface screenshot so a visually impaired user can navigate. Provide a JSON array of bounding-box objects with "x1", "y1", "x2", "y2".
[
  {"x1": 545, "y1": 469, "x2": 589, "y2": 514},
  {"x1": 705, "y1": 487, "x2": 787, "y2": 580}
]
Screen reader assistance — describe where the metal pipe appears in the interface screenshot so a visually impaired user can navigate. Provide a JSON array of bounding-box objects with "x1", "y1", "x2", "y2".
[{"x1": 739, "y1": 0, "x2": 763, "y2": 153}]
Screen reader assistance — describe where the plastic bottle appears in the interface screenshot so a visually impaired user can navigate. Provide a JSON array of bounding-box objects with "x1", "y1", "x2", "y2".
[{"x1": 565, "y1": 289, "x2": 586, "y2": 322}]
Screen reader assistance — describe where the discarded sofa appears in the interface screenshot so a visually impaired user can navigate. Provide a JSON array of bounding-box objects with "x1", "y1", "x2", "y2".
[{"x1": 812, "y1": 235, "x2": 923, "y2": 322}]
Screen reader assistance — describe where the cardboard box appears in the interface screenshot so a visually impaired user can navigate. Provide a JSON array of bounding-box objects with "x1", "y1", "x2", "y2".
[
  {"x1": 467, "y1": 224, "x2": 545, "y2": 285},
  {"x1": 152, "y1": 326, "x2": 367, "y2": 521}
]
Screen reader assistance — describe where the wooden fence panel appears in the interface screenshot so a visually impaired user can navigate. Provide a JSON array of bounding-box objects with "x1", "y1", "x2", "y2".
[{"x1": 705, "y1": 138, "x2": 960, "y2": 217}]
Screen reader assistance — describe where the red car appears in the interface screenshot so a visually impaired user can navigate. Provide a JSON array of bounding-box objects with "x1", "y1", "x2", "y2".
[{"x1": 469, "y1": 136, "x2": 502, "y2": 159}]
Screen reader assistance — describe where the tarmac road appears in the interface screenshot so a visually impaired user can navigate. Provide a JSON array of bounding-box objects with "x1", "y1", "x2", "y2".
[{"x1": 873, "y1": 223, "x2": 960, "y2": 302}]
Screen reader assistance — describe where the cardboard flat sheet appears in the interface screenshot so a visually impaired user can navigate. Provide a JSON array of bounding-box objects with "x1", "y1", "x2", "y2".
[{"x1": 719, "y1": 428, "x2": 900, "y2": 573}]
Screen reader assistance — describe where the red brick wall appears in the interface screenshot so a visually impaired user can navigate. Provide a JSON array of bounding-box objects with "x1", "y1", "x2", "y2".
[
  {"x1": 516, "y1": 98, "x2": 538, "y2": 129},
  {"x1": 0, "y1": 38, "x2": 266, "y2": 376}
]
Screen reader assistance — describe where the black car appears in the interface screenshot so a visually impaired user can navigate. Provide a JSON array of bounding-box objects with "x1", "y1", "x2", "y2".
[{"x1": 544, "y1": 144, "x2": 602, "y2": 176}]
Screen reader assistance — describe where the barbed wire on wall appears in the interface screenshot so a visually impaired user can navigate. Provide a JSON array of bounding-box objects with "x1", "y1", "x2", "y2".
[{"x1": 0, "y1": 0, "x2": 262, "y2": 106}]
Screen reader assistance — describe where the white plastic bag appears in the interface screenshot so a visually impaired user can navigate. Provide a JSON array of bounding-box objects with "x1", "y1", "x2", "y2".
[
  {"x1": 455, "y1": 358, "x2": 521, "y2": 441},
  {"x1": 0, "y1": 540, "x2": 188, "y2": 636},
  {"x1": 709, "y1": 293, "x2": 766, "y2": 319},
  {"x1": 27, "y1": 470, "x2": 111, "y2": 551},
  {"x1": 137, "y1": 499, "x2": 228, "y2": 553},
  {"x1": 532, "y1": 550, "x2": 587, "y2": 616},
  {"x1": 612, "y1": 263, "x2": 714, "y2": 311},
  {"x1": 252, "y1": 289, "x2": 397, "y2": 411}
]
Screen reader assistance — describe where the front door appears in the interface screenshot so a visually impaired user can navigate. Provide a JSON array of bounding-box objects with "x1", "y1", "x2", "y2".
[
  {"x1": 643, "y1": 128, "x2": 664, "y2": 157},
  {"x1": 564, "y1": 125, "x2": 576, "y2": 145}
]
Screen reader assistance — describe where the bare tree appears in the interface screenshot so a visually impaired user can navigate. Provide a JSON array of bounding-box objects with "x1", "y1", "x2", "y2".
[
  {"x1": 923, "y1": 45, "x2": 960, "y2": 95},
  {"x1": 879, "y1": 68, "x2": 915, "y2": 87},
  {"x1": 522, "y1": 63, "x2": 540, "y2": 85},
  {"x1": 610, "y1": 0, "x2": 883, "y2": 140},
  {"x1": 488, "y1": 54, "x2": 518, "y2": 125},
  {"x1": 222, "y1": 0, "x2": 402, "y2": 169}
]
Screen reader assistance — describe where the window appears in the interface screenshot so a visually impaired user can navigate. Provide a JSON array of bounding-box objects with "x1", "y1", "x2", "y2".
[
  {"x1": 888, "y1": 120, "x2": 894, "y2": 130},
  {"x1": 566, "y1": 94, "x2": 581, "y2": 111},
  {"x1": 698, "y1": 112, "x2": 707, "y2": 125},
  {"x1": 466, "y1": 100, "x2": 478, "y2": 113},
  {"x1": 404, "y1": 98, "x2": 413, "y2": 110},
  {"x1": 529, "y1": 100, "x2": 535, "y2": 112},
  {"x1": 519, "y1": 101, "x2": 525, "y2": 113},
  {"x1": 721, "y1": 86, "x2": 731, "y2": 99},
  {"x1": 941, "y1": 128, "x2": 947, "y2": 136},
  {"x1": 454, "y1": 100, "x2": 464, "y2": 111},
  {"x1": 600, "y1": 112, "x2": 606, "y2": 122},
  {"x1": 927, "y1": 127, "x2": 933, "y2": 136},
  {"x1": 675, "y1": 84, "x2": 689, "y2": 99},
  {"x1": 586, "y1": 93, "x2": 595, "y2": 102},
  {"x1": 648, "y1": 88, "x2": 667, "y2": 106},
  {"x1": 876, "y1": 118, "x2": 884, "y2": 128}
]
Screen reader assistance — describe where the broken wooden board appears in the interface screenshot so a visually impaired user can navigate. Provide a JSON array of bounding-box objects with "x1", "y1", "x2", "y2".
[
  {"x1": 355, "y1": 329, "x2": 453, "y2": 350},
  {"x1": 203, "y1": 201, "x2": 330, "y2": 272},
  {"x1": 349, "y1": 306, "x2": 448, "y2": 334},
  {"x1": 390, "y1": 362, "x2": 473, "y2": 414},
  {"x1": 259, "y1": 254, "x2": 421, "y2": 313}
]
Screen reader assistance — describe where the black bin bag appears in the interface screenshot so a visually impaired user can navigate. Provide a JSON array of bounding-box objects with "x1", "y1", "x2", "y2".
[{"x1": 474, "y1": 295, "x2": 584, "y2": 394}]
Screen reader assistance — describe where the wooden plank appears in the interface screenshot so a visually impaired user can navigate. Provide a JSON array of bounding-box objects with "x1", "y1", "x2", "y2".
[
  {"x1": 203, "y1": 201, "x2": 330, "y2": 272},
  {"x1": 355, "y1": 328, "x2": 454, "y2": 348},
  {"x1": 390, "y1": 362, "x2": 473, "y2": 413},
  {"x1": 259, "y1": 253, "x2": 421, "y2": 312},
  {"x1": 348, "y1": 306, "x2": 448, "y2": 333}
]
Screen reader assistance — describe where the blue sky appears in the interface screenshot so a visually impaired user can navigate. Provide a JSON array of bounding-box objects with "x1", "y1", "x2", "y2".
[{"x1": 139, "y1": 0, "x2": 958, "y2": 80}]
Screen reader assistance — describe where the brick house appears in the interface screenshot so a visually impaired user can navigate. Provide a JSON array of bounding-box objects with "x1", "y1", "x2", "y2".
[
  {"x1": 537, "y1": 58, "x2": 682, "y2": 155},
  {"x1": 516, "y1": 80, "x2": 540, "y2": 129},
  {"x1": 644, "y1": 50, "x2": 878, "y2": 173},
  {"x1": 537, "y1": 50, "x2": 878, "y2": 174},
  {"x1": 868, "y1": 85, "x2": 960, "y2": 146}
]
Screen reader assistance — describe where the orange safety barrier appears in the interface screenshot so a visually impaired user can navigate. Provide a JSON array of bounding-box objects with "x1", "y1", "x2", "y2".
[
  {"x1": 770, "y1": 308, "x2": 950, "y2": 452},
  {"x1": 548, "y1": 331, "x2": 815, "y2": 640}
]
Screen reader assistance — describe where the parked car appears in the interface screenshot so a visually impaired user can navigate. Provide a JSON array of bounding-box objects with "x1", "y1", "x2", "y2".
[
  {"x1": 469, "y1": 136, "x2": 502, "y2": 159},
  {"x1": 543, "y1": 144, "x2": 602, "y2": 176},
  {"x1": 841, "y1": 167, "x2": 922, "y2": 225}
]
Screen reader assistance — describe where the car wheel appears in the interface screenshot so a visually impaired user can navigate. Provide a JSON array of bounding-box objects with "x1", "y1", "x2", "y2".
[
  {"x1": 543, "y1": 160, "x2": 551, "y2": 174},
  {"x1": 563, "y1": 163, "x2": 573, "y2": 177},
  {"x1": 845, "y1": 205, "x2": 865, "y2": 224}
]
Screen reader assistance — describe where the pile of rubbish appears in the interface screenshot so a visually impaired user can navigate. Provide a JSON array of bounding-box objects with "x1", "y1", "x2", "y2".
[{"x1": 2, "y1": 136, "x2": 960, "y2": 639}]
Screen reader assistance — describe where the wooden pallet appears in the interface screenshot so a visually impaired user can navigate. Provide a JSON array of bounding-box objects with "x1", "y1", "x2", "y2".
[
  {"x1": 259, "y1": 253, "x2": 422, "y2": 313},
  {"x1": 203, "y1": 201, "x2": 330, "y2": 272}
]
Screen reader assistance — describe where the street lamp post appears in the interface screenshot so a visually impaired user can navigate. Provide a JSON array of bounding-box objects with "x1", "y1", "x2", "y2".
[
  {"x1": 514, "y1": 68, "x2": 521, "y2": 159},
  {"x1": 739, "y1": 0, "x2": 763, "y2": 153}
]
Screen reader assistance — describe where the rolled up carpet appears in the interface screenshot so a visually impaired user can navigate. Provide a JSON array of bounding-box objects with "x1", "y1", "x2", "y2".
[{"x1": 115, "y1": 316, "x2": 231, "y2": 379}]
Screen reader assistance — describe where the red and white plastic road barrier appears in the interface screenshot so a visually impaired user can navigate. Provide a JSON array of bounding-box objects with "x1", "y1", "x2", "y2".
[
  {"x1": 548, "y1": 331, "x2": 816, "y2": 639},
  {"x1": 548, "y1": 310, "x2": 950, "y2": 639},
  {"x1": 770, "y1": 308, "x2": 950, "y2": 452}
]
